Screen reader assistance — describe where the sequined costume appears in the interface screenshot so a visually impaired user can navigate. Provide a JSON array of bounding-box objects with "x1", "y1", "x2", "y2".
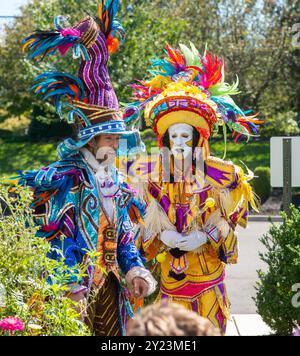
[
  {"x1": 19, "y1": 1, "x2": 156, "y2": 336},
  {"x1": 125, "y1": 43, "x2": 261, "y2": 334}
]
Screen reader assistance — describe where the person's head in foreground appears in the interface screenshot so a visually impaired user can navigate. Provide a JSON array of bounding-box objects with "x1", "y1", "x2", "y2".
[{"x1": 127, "y1": 302, "x2": 221, "y2": 336}]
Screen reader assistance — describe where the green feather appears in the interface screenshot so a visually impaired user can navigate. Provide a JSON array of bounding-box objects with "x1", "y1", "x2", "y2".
[
  {"x1": 228, "y1": 122, "x2": 251, "y2": 140},
  {"x1": 209, "y1": 76, "x2": 240, "y2": 96},
  {"x1": 189, "y1": 42, "x2": 200, "y2": 61},
  {"x1": 179, "y1": 43, "x2": 195, "y2": 66},
  {"x1": 203, "y1": 42, "x2": 208, "y2": 56},
  {"x1": 179, "y1": 43, "x2": 202, "y2": 67},
  {"x1": 222, "y1": 124, "x2": 227, "y2": 159}
]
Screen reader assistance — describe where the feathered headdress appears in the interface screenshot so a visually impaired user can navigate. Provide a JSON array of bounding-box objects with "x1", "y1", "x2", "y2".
[
  {"x1": 22, "y1": 1, "x2": 125, "y2": 61},
  {"x1": 125, "y1": 43, "x2": 263, "y2": 149},
  {"x1": 22, "y1": 1, "x2": 142, "y2": 158}
]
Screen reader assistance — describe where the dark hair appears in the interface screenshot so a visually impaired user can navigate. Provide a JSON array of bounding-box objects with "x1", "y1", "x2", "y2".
[{"x1": 161, "y1": 127, "x2": 201, "y2": 181}]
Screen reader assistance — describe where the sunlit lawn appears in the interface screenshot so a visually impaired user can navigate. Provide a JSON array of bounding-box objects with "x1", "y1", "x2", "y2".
[
  {"x1": 210, "y1": 140, "x2": 270, "y2": 171},
  {"x1": 0, "y1": 135, "x2": 270, "y2": 178},
  {"x1": 0, "y1": 139, "x2": 58, "y2": 178}
]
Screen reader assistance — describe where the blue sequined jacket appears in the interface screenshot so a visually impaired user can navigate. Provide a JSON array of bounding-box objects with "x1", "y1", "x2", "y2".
[{"x1": 19, "y1": 153, "x2": 146, "y2": 289}]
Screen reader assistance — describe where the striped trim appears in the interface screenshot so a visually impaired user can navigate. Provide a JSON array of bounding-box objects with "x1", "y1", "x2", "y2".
[
  {"x1": 86, "y1": 274, "x2": 121, "y2": 336},
  {"x1": 72, "y1": 100, "x2": 123, "y2": 127},
  {"x1": 77, "y1": 31, "x2": 119, "y2": 108},
  {"x1": 78, "y1": 121, "x2": 127, "y2": 139},
  {"x1": 79, "y1": 17, "x2": 99, "y2": 49},
  {"x1": 206, "y1": 226, "x2": 221, "y2": 244}
]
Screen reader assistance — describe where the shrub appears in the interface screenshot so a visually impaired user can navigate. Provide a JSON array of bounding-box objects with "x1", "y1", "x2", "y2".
[
  {"x1": 252, "y1": 167, "x2": 271, "y2": 204},
  {"x1": 0, "y1": 183, "x2": 91, "y2": 336},
  {"x1": 261, "y1": 111, "x2": 300, "y2": 138},
  {"x1": 27, "y1": 105, "x2": 73, "y2": 142},
  {"x1": 255, "y1": 206, "x2": 300, "y2": 335}
]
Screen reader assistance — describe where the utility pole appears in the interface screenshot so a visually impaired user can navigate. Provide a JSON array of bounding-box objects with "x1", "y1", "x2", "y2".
[{"x1": 282, "y1": 138, "x2": 292, "y2": 217}]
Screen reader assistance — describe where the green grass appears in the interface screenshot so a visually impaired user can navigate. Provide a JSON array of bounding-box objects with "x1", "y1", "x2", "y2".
[
  {"x1": 210, "y1": 140, "x2": 270, "y2": 172},
  {"x1": 0, "y1": 139, "x2": 58, "y2": 178},
  {"x1": 0, "y1": 136, "x2": 270, "y2": 178}
]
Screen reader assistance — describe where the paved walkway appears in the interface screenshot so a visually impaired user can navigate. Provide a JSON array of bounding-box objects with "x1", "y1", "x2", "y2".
[
  {"x1": 226, "y1": 314, "x2": 273, "y2": 336},
  {"x1": 226, "y1": 221, "x2": 276, "y2": 314},
  {"x1": 224, "y1": 222, "x2": 277, "y2": 336}
]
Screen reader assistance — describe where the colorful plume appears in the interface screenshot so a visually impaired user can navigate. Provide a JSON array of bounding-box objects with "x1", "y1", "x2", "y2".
[
  {"x1": 22, "y1": 29, "x2": 80, "y2": 61},
  {"x1": 24, "y1": 1, "x2": 125, "y2": 123},
  {"x1": 23, "y1": 1, "x2": 125, "y2": 63},
  {"x1": 126, "y1": 42, "x2": 262, "y2": 142},
  {"x1": 32, "y1": 72, "x2": 85, "y2": 119},
  {"x1": 98, "y1": 0, "x2": 125, "y2": 43},
  {"x1": 198, "y1": 51, "x2": 224, "y2": 89}
]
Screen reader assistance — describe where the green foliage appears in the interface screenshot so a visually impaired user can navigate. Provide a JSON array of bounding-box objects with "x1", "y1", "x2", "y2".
[
  {"x1": 255, "y1": 206, "x2": 300, "y2": 336},
  {"x1": 0, "y1": 0, "x2": 299, "y2": 138},
  {"x1": 260, "y1": 111, "x2": 300, "y2": 138},
  {"x1": 0, "y1": 184, "x2": 91, "y2": 336},
  {"x1": 252, "y1": 166, "x2": 271, "y2": 204},
  {"x1": 210, "y1": 140, "x2": 270, "y2": 172}
]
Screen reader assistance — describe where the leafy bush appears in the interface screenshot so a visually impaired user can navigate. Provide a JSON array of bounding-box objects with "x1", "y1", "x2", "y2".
[
  {"x1": 255, "y1": 206, "x2": 300, "y2": 335},
  {"x1": 27, "y1": 105, "x2": 73, "y2": 142},
  {"x1": 260, "y1": 111, "x2": 300, "y2": 138},
  {"x1": 0, "y1": 183, "x2": 91, "y2": 336},
  {"x1": 252, "y1": 167, "x2": 271, "y2": 204},
  {"x1": 0, "y1": 115, "x2": 30, "y2": 138}
]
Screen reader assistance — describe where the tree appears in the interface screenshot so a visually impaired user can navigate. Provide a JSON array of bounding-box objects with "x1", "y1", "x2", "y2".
[{"x1": 0, "y1": 0, "x2": 299, "y2": 138}]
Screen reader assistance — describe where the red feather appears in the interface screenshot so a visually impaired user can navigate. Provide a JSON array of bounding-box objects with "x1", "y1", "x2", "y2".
[
  {"x1": 199, "y1": 52, "x2": 223, "y2": 89},
  {"x1": 129, "y1": 83, "x2": 162, "y2": 101},
  {"x1": 165, "y1": 43, "x2": 186, "y2": 71}
]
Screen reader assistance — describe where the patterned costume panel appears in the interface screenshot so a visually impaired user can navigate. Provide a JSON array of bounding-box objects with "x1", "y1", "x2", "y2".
[
  {"x1": 158, "y1": 283, "x2": 230, "y2": 335},
  {"x1": 86, "y1": 273, "x2": 121, "y2": 336},
  {"x1": 125, "y1": 42, "x2": 261, "y2": 334},
  {"x1": 20, "y1": 0, "x2": 154, "y2": 337},
  {"x1": 19, "y1": 153, "x2": 146, "y2": 335}
]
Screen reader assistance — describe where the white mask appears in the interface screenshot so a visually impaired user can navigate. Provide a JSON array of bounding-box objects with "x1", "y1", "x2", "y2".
[{"x1": 168, "y1": 123, "x2": 194, "y2": 159}]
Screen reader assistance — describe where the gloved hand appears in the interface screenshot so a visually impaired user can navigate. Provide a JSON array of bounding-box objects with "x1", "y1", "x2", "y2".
[
  {"x1": 176, "y1": 230, "x2": 207, "y2": 252},
  {"x1": 160, "y1": 230, "x2": 182, "y2": 249}
]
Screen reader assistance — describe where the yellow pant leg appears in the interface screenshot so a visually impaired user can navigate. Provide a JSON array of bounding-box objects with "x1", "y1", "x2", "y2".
[{"x1": 198, "y1": 285, "x2": 229, "y2": 335}]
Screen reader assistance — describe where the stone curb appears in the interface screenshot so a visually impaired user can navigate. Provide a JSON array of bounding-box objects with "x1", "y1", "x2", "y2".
[{"x1": 249, "y1": 215, "x2": 283, "y2": 222}]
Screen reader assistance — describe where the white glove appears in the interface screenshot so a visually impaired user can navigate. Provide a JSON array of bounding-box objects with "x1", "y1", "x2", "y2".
[
  {"x1": 176, "y1": 230, "x2": 207, "y2": 252},
  {"x1": 160, "y1": 230, "x2": 182, "y2": 249}
]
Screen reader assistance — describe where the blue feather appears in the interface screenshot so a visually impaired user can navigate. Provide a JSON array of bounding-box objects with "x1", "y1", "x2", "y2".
[
  {"x1": 32, "y1": 72, "x2": 85, "y2": 120},
  {"x1": 24, "y1": 31, "x2": 80, "y2": 61},
  {"x1": 211, "y1": 96, "x2": 245, "y2": 117},
  {"x1": 151, "y1": 58, "x2": 176, "y2": 76}
]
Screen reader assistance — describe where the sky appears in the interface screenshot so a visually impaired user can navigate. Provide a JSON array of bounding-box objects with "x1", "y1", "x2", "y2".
[
  {"x1": 0, "y1": 0, "x2": 28, "y2": 16},
  {"x1": 0, "y1": 0, "x2": 29, "y2": 38}
]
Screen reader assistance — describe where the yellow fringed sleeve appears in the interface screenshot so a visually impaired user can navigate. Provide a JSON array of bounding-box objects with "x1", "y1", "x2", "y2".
[
  {"x1": 225, "y1": 165, "x2": 259, "y2": 228},
  {"x1": 204, "y1": 158, "x2": 260, "y2": 263},
  {"x1": 206, "y1": 158, "x2": 259, "y2": 229}
]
